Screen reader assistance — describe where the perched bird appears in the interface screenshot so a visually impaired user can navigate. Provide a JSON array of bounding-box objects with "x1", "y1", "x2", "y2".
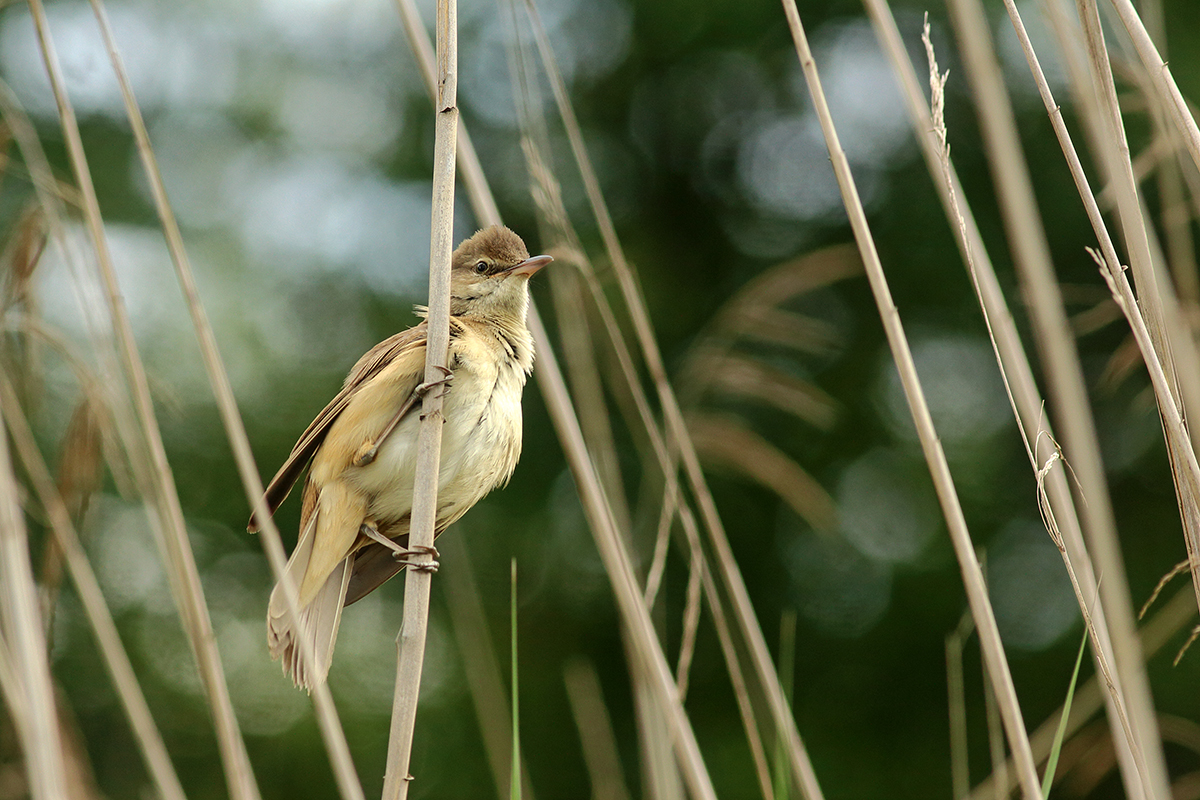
[{"x1": 249, "y1": 225, "x2": 551, "y2": 689}]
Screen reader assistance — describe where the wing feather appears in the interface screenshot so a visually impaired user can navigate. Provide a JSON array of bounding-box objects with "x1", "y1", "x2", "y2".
[{"x1": 248, "y1": 323, "x2": 429, "y2": 531}]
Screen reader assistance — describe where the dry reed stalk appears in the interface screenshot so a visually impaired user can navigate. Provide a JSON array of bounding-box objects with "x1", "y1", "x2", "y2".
[
  {"x1": 970, "y1": 583, "x2": 1197, "y2": 799},
  {"x1": 525, "y1": 302, "x2": 720, "y2": 800},
  {"x1": 81, "y1": 3, "x2": 366, "y2": 793},
  {"x1": 870, "y1": 0, "x2": 1168, "y2": 794},
  {"x1": 511, "y1": 124, "x2": 786, "y2": 790},
  {"x1": 0, "y1": 380, "x2": 187, "y2": 800},
  {"x1": 519, "y1": 5, "x2": 826, "y2": 796},
  {"x1": 25, "y1": 3, "x2": 261, "y2": 796},
  {"x1": 782, "y1": 2, "x2": 1041, "y2": 797},
  {"x1": 935, "y1": 0, "x2": 1162, "y2": 793},
  {"x1": 1005, "y1": 2, "x2": 1200, "y2": 792},
  {"x1": 504, "y1": 34, "x2": 802, "y2": 790},
  {"x1": 1106, "y1": 0, "x2": 1200, "y2": 173},
  {"x1": 397, "y1": 3, "x2": 721, "y2": 794},
  {"x1": 515, "y1": 121, "x2": 631, "y2": 536},
  {"x1": 440, "y1": 534, "x2": 535, "y2": 800},
  {"x1": 0, "y1": 407, "x2": 67, "y2": 800},
  {"x1": 381, "y1": 1, "x2": 458, "y2": 796},
  {"x1": 563, "y1": 658, "x2": 633, "y2": 800}
]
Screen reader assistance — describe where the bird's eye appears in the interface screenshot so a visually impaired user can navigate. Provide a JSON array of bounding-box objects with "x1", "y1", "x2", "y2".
[{"x1": 474, "y1": 260, "x2": 488, "y2": 274}]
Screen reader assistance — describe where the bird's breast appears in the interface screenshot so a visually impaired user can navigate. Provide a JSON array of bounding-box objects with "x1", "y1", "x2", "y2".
[{"x1": 350, "y1": 335, "x2": 527, "y2": 526}]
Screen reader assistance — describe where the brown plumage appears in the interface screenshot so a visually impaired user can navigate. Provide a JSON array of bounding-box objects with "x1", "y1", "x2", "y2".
[{"x1": 251, "y1": 225, "x2": 551, "y2": 689}]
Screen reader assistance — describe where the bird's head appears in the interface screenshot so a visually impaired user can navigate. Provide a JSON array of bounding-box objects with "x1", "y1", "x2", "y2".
[{"x1": 449, "y1": 226, "x2": 552, "y2": 321}]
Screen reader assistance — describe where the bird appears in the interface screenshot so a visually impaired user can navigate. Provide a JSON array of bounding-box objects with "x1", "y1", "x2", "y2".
[{"x1": 249, "y1": 225, "x2": 552, "y2": 690}]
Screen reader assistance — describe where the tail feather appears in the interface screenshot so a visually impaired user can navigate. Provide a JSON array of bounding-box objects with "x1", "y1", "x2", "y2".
[{"x1": 267, "y1": 514, "x2": 353, "y2": 690}]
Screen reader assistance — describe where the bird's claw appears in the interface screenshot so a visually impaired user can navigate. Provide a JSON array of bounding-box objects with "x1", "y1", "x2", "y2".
[
  {"x1": 415, "y1": 366, "x2": 454, "y2": 400},
  {"x1": 352, "y1": 442, "x2": 378, "y2": 467},
  {"x1": 394, "y1": 544, "x2": 439, "y2": 573}
]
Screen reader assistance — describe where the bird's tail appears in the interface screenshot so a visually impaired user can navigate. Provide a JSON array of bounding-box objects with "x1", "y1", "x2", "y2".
[{"x1": 267, "y1": 514, "x2": 352, "y2": 691}]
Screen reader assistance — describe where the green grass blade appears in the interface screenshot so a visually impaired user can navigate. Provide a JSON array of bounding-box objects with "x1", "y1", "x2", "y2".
[
  {"x1": 1042, "y1": 630, "x2": 1088, "y2": 798},
  {"x1": 511, "y1": 559, "x2": 521, "y2": 800}
]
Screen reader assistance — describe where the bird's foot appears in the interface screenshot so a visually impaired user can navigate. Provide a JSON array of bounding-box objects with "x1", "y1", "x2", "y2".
[
  {"x1": 415, "y1": 366, "x2": 453, "y2": 400},
  {"x1": 351, "y1": 367, "x2": 454, "y2": 468},
  {"x1": 352, "y1": 441, "x2": 379, "y2": 467},
  {"x1": 394, "y1": 544, "x2": 440, "y2": 573}
]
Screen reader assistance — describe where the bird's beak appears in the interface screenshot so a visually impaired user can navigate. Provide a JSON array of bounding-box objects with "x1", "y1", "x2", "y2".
[{"x1": 504, "y1": 254, "x2": 553, "y2": 277}]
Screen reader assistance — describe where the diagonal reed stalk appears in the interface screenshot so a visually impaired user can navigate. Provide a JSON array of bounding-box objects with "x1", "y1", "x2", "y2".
[
  {"x1": 781, "y1": 1, "x2": 1041, "y2": 797},
  {"x1": 25, "y1": 2, "x2": 261, "y2": 797},
  {"x1": 394, "y1": 2, "x2": 720, "y2": 796},
  {"x1": 517, "y1": 4, "x2": 825, "y2": 796},
  {"x1": 1106, "y1": 0, "x2": 1200, "y2": 174},
  {"x1": 381, "y1": 0, "x2": 457, "y2": 796},
  {"x1": 508, "y1": 9, "x2": 783, "y2": 793},
  {"x1": 865, "y1": 0, "x2": 1169, "y2": 794},
  {"x1": 1003, "y1": 2, "x2": 1200, "y2": 793},
  {"x1": 80, "y1": 1, "x2": 365, "y2": 795},
  {"x1": 0, "y1": 378, "x2": 187, "y2": 800},
  {"x1": 921, "y1": 15, "x2": 1153, "y2": 793},
  {"x1": 0, "y1": 402, "x2": 67, "y2": 800},
  {"x1": 971, "y1": 585, "x2": 1196, "y2": 799}
]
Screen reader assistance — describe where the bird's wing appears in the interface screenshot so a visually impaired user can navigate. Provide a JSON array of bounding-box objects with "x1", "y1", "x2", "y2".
[{"x1": 248, "y1": 323, "x2": 429, "y2": 532}]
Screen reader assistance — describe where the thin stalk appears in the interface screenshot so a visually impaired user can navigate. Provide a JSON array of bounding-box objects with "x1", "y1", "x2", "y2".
[
  {"x1": 939, "y1": 0, "x2": 1156, "y2": 794},
  {"x1": 563, "y1": 658, "x2": 633, "y2": 800},
  {"x1": 441, "y1": 534, "x2": 535, "y2": 800},
  {"x1": 1, "y1": 380, "x2": 186, "y2": 800},
  {"x1": 1107, "y1": 0, "x2": 1200, "y2": 174},
  {"x1": 394, "y1": 2, "x2": 720, "y2": 794},
  {"x1": 520, "y1": 5, "x2": 825, "y2": 796},
  {"x1": 781, "y1": 2, "x2": 1040, "y2": 797},
  {"x1": 83, "y1": 2, "x2": 364, "y2": 793},
  {"x1": 971, "y1": 585, "x2": 1196, "y2": 798},
  {"x1": 25, "y1": 3, "x2": 260, "y2": 797},
  {"x1": 381, "y1": 0, "x2": 457, "y2": 794},
  {"x1": 1005, "y1": 5, "x2": 1195, "y2": 797},
  {"x1": 0, "y1": 404, "x2": 67, "y2": 800}
]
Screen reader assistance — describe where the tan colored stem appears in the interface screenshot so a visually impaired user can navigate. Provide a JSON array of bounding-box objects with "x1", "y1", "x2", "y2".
[
  {"x1": 26, "y1": 3, "x2": 261, "y2": 796},
  {"x1": 81, "y1": 1, "x2": 366, "y2": 794},
  {"x1": 382, "y1": 0, "x2": 458, "y2": 796},
  {"x1": 0, "y1": 404, "x2": 67, "y2": 800},
  {"x1": 1, "y1": 379, "x2": 187, "y2": 800},
  {"x1": 782, "y1": 2, "x2": 1041, "y2": 796}
]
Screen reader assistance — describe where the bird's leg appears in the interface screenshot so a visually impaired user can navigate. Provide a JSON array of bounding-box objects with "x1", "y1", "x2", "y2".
[
  {"x1": 352, "y1": 366, "x2": 453, "y2": 467},
  {"x1": 358, "y1": 522, "x2": 440, "y2": 573}
]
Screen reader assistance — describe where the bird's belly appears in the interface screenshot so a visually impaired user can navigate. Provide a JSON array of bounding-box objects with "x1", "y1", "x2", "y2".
[{"x1": 351, "y1": 364, "x2": 524, "y2": 527}]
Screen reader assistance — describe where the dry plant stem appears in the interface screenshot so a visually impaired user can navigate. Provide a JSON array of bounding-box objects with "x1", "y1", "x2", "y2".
[
  {"x1": 82, "y1": 3, "x2": 366, "y2": 794},
  {"x1": 0, "y1": 381, "x2": 187, "y2": 800},
  {"x1": 441, "y1": 534, "x2": 534, "y2": 800},
  {"x1": 972, "y1": 585, "x2": 1196, "y2": 799},
  {"x1": 1107, "y1": 0, "x2": 1200, "y2": 173},
  {"x1": 26, "y1": 4, "x2": 262, "y2": 798},
  {"x1": 1007, "y1": 0, "x2": 1197, "y2": 789},
  {"x1": 870, "y1": 1, "x2": 1162, "y2": 794},
  {"x1": 0, "y1": 408, "x2": 67, "y2": 800},
  {"x1": 520, "y1": 6, "x2": 825, "y2": 798},
  {"x1": 1078, "y1": 0, "x2": 1200, "y2": 634},
  {"x1": 525, "y1": 306, "x2": 720, "y2": 800},
  {"x1": 564, "y1": 658, "x2": 633, "y2": 800},
  {"x1": 940, "y1": 0, "x2": 1156, "y2": 794},
  {"x1": 781, "y1": 3, "x2": 1040, "y2": 797},
  {"x1": 394, "y1": 2, "x2": 718, "y2": 794},
  {"x1": 381, "y1": 0, "x2": 456, "y2": 795}
]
